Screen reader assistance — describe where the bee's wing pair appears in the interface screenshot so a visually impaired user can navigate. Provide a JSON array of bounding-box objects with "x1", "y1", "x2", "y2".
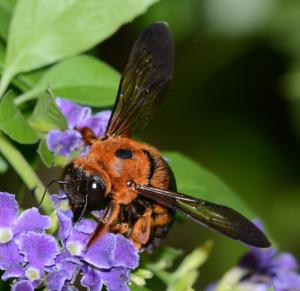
[{"x1": 102, "y1": 22, "x2": 270, "y2": 248}]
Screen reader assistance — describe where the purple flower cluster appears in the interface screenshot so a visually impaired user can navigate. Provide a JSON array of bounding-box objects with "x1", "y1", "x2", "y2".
[
  {"x1": 47, "y1": 98, "x2": 111, "y2": 157},
  {"x1": 0, "y1": 192, "x2": 139, "y2": 291},
  {"x1": 237, "y1": 246, "x2": 300, "y2": 290},
  {"x1": 206, "y1": 222, "x2": 300, "y2": 291}
]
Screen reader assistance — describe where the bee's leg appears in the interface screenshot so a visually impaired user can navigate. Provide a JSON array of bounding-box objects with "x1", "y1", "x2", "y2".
[
  {"x1": 109, "y1": 223, "x2": 129, "y2": 234},
  {"x1": 85, "y1": 200, "x2": 120, "y2": 251},
  {"x1": 78, "y1": 127, "x2": 98, "y2": 145},
  {"x1": 130, "y1": 207, "x2": 152, "y2": 250}
]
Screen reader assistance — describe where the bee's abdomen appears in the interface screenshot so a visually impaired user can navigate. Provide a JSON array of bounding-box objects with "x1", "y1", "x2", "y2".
[
  {"x1": 143, "y1": 149, "x2": 177, "y2": 252},
  {"x1": 144, "y1": 203, "x2": 175, "y2": 253}
]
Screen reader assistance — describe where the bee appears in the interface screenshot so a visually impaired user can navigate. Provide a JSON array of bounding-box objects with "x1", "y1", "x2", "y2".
[{"x1": 60, "y1": 22, "x2": 270, "y2": 252}]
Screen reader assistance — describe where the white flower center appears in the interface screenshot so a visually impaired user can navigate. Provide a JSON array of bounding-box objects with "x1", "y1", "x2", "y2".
[
  {"x1": 0, "y1": 227, "x2": 13, "y2": 243},
  {"x1": 66, "y1": 240, "x2": 83, "y2": 256},
  {"x1": 26, "y1": 267, "x2": 40, "y2": 281}
]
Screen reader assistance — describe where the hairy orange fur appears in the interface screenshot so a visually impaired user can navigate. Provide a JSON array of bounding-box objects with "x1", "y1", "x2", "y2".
[{"x1": 72, "y1": 137, "x2": 174, "y2": 250}]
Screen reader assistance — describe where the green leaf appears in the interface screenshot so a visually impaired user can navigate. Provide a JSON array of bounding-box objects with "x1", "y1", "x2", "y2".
[
  {"x1": 167, "y1": 241, "x2": 212, "y2": 291},
  {"x1": 37, "y1": 138, "x2": 70, "y2": 168},
  {"x1": 15, "y1": 55, "x2": 120, "y2": 107},
  {"x1": 0, "y1": 41, "x2": 5, "y2": 66},
  {"x1": 0, "y1": 0, "x2": 158, "y2": 98},
  {"x1": 0, "y1": 0, "x2": 15, "y2": 40},
  {"x1": 0, "y1": 154, "x2": 8, "y2": 173},
  {"x1": 0, "y1": 91, "x2": 38, "y2": 144},
  {"x1": 37, "y1": 138, "x2": 54, "y2": 168},
  {"x1": 29, "y1": 91, "x2": 67, "y2": 132},
  {"x1": 163, "y1": 152, "x2": 254, "y2": 218},
  {"x1": 13, "y1": 68, "x2": 47, "y2": 93}
]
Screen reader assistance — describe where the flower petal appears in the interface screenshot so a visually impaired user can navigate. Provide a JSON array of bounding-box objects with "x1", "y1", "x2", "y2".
[
  {"x1": 46, "y1": 129, "x2": 83, "y2": 156},
  {"x1": 81, "y1": 265, "x2": 103, "y2": 291},
  {"x1": 75, "y1": 218, "x2": 97, "y2": 235},
  {"x1": 272, "y1": 252, "x2": 298, "y2": 272},
  {"x1": 100, "y1": 268, "x2": 130, "y2": 291},
  {"x1": 50, "y1": 191, "x2": 67, "y2": 208},
  {"x1": 113, "y1": 234, "x2": 139, "y2": 269},
  {"x1": 47, "y1": 251, "x2": 81, "y2": 291},
  {"x1": 12, "y1": 280, "x2": 34, "y2": 291},
  {"x1": 273, "y1": 270, "x2": 300, "y2": 290},
  {"x1": 78, "y1": 110, "x2": 111, "y2": 138},
  {"x1": 0, "y1": 241, "x2": 24, "y2": 280},
  {"x1": 56, "y1": 98, "x2": 91, "y2": 128},
  {"x1": 57, "y1": 210, "x2": 73, "y2": 242},
  {"x1": 14, "y1": 208, "x2": 51, "y2": 236},
  {"x1": 18, "y1": 232, "x2": 59, "y2": 268},
  {"x1": 239, "y1": 247, "x2": 276, "y2": 271},
  {"x1": 0, "y1": 192, "x2": 18, "y2": 227},
  {"x1": 83, "y1": 233, "x2": 116, "y2": 268},
  {"x1": 47, "y1": 270, "x2": 72, "y2": 291}
]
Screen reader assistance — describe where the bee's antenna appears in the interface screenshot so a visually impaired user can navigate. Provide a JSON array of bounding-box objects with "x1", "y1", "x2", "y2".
[{"x1": 39, "y1": 180, "x2": 68, "y2": 209}]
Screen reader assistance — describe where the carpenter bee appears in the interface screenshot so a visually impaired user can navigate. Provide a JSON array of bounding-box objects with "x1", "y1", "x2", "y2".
[{"x1": 58, "y1": 22, "x2": 270, "y2": 252}]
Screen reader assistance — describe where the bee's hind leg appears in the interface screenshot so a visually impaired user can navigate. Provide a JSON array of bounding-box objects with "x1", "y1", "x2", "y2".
[
  {"x1": 109, "y1": 223, "x2": 129, "y2": 234},
  {"x1": 129, "y1": 207, "x2": 152, "y2": 250}
]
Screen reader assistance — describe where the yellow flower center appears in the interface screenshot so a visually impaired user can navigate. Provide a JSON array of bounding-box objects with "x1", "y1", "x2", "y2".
[{"x1": 0, "y1": 228, "x2": 13, "y2": 243}]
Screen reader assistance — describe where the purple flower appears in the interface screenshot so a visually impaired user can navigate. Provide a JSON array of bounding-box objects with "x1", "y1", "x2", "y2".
[
  {"x1": 0, "y1": 192, "x2": 139, "y2": 290},
  {"x1": 205, "y1": 219, "x2": 300, "y2": 291},
  {"x1": 237, "y1": 247, "x2": 300, "y2": 290},
  {"x1": 12, "y1": 280, "x2": 34, "y2": 291},
  {"x1": 46, "y1": 98, "x2": 111, "y2": 157},
  {"x1": 0, "y1": 192, "x2": 53, "y2": 282},
  {"x1": 206, "y1": 246, "x2": 300, "y2": 291},
  {"x1": 49, "y1": 209, "x2": 139, "y2": 291}
]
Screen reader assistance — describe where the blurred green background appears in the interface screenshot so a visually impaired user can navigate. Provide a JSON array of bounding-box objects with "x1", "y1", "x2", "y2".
[
  {"x1": 96, "y1": 0, "x2": 300, "y2": 289},
  {"x1": 2, "y1": 0, "x2": 300, "y2": 289}
]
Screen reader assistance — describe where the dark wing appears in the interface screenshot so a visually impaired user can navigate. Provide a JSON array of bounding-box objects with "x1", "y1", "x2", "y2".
[
  {"x1": 134, "y1": 184, "x2": 271, "y2": 248},
  {"x1": 104, "y1": 22, "x2": 174, "y2": 138}
]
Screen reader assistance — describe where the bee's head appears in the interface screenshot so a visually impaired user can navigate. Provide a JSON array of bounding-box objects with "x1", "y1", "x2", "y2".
[{"x1": 62, "y1": 162, "x2": 109, "y2": 222}]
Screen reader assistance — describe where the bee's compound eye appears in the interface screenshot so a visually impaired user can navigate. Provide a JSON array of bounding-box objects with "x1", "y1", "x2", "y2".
[
  {"x1": 115, "y1": 148, "x2": 133, "y2": 159},
  {"x1": 88, "y1": 178, "x2": 106, "y2": 197}
]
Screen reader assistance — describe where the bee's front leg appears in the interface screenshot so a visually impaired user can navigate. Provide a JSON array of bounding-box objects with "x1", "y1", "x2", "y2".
[
  {"x1": 85, "y1": 200, "x2": 120, "y2": 251},
  {"x1": 130, "y1": 207, "x2": 152, "y2": 250}
]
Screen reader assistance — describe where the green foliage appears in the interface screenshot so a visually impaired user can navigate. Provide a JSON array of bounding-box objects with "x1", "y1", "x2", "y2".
[
  {"x1": 146, "y1": 242, "x2": 212, "y2": 291},
  {"x1": 0, "y1": 0, "x2": 158, "y2": 97},
  {"x1": 29, "y1": 91, "x2": 67, "y2": 132},
  {"x1": 1, "y1": 0, "x2": 297, "y2": 289},
  {"x1": 166, "y1": 241, "x2": 212, "y2": 291},
  {"x1": 131, "y1": 269, "x2": 153, "y2": 289},
  {"x1": 0, "y1": 41, "x2": 5, "y2": 66},
  {"x1": 0, "y1": 0, "x2": 15, "y2": 40},
  {"x1": 0, "y1": 154, "x2": 7, "y2": 173},
  {"x1": 0, "y1": 91, "x2": 38, "y2": 143},
  {"x1": 37, "y1": 138, "x2": 69, "y2": 168},
  {"x1": 37, "y1": 138, "x2": 55, "y2": 168},
  {"x1": 212, "y1": 267, "x2": 245, "y2": 291},
  {"x1": 16, "y1": 55, "x2": 120, "y2": 106},
  {"x1": 164, "y1": 152, "x2": 254, "y2": 218}
]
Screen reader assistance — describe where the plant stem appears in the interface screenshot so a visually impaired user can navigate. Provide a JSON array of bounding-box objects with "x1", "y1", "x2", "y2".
[
  {"x1": 14, "y1": 88, "x2": 40, "y2": 105},
  {"x1": 0, "y1": 132, "x2": 53, "y2": 214}
]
